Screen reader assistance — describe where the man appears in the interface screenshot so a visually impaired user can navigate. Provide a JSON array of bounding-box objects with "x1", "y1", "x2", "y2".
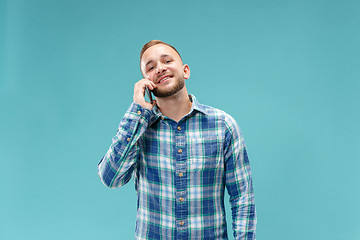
[{"x1": 98, "y1": 40, "x2": 256, "y2": 239}]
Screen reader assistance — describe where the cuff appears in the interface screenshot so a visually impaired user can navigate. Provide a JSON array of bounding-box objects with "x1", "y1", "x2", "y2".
[{"x1": 127, "y1": 102, "x2": 154, "y2": 122}]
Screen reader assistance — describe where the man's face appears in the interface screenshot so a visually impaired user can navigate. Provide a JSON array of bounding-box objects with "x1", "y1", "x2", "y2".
[{"x1": 140, "y1": 44, "x2": 190, "y2": 98}]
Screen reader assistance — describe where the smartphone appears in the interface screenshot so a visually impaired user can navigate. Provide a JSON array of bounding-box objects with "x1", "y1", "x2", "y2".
[{"x1": 145, "y1": 87, "x2": 153, "y2": 103}]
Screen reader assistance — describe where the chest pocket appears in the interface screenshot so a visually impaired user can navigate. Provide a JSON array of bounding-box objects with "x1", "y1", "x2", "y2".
[{"x1": 188, "y1": 136, "x2": 222, "y2": 170}]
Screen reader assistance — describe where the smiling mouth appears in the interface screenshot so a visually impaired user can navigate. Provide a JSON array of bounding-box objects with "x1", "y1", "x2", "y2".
[{"x1": 157, "y1": 75, "x2": 172, "y2": 83}]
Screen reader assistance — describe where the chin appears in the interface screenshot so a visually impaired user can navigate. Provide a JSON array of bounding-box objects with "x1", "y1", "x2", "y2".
[{"x1": 153, "y1": 83, "x2": 185, "y2": 98}]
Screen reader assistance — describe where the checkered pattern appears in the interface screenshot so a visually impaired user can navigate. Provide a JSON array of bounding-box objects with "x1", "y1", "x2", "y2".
[{"x1": 98, "y1": 95, "x2": 256, "y2": 239}]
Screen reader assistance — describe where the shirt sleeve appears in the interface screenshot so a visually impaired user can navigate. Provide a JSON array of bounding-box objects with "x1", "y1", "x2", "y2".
[
  {"x1": 223, "y1": 114, "x2": 257, "y2": 240},
  {"x1": 97, "y1": 102, "x2": 154, "y2": 188}
]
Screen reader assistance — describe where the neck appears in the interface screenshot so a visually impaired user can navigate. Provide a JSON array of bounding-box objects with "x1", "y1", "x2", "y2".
[{"x1": 155, "y1": 88, "x2": 192, "y2": 122}]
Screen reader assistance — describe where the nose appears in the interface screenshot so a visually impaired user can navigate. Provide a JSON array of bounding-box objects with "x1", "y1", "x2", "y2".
[{"x1": 156, "y1": 63, "x2": 167, "y2": 74}]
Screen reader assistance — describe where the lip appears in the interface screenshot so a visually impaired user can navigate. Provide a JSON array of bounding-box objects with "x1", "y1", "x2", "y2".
[{"x1": 157, "y1": 74, "x2": 173, "y2": 84}]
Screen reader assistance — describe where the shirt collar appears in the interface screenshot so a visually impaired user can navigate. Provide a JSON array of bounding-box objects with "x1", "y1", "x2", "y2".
[
  {"x1": 150, "y1": 94, "x2": 208, "y2": 125},
  {"x1": 188, "y1": 94, "x2": 209, "y2": 116}
]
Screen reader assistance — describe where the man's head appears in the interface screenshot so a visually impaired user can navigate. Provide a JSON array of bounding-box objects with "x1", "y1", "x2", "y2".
[
  {"x1": 140, "y1": 40, "x2": 190, "y2": 98},
  {"x1": 140, "y1": 40, "x2": 182, "y2": 63}
]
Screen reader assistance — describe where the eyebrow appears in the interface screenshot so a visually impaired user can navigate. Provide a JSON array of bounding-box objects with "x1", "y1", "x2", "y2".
[{"x1": 145, "y1": 54, "x2": 172, "y2": 68}]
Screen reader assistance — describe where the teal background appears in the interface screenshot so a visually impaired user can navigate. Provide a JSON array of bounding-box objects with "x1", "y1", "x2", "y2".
[{"x1": 1, "y1": 0, "x2": 359, "y2": 239}]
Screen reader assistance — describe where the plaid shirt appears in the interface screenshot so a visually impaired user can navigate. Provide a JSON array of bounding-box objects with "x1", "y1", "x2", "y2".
[{"x1": 98, "y1": 95, "x2": 256, "y2": 240}]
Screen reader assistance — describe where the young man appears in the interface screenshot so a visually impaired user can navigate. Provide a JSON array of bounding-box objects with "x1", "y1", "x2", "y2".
[{"x1": 98, "y1": 40, "x2": 257, "y2": 239}]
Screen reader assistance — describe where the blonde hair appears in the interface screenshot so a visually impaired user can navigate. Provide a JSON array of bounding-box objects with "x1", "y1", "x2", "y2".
[{"x1": 140, "y1": 40, "x2": 182, "y2": 60}]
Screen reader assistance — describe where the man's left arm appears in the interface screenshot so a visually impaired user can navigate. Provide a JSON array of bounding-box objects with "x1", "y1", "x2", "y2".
[{"x1": 223, "y1": 114, "x2": 257, "y2": 240}]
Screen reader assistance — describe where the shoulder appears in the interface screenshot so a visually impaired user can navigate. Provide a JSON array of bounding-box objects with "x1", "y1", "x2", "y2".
[
  {"x1": 191, "y1": 95, "x2": 242, "y2": 134},
  {"x1": 200, "y1": 104, "x2": 244, "y2": 150},
  {"x1": 198, "y1": 102, "x2": 240, "y2": 129}
]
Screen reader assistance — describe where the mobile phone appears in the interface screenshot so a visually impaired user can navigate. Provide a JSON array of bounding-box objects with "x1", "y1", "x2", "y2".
[{"x1": 145, "y1": 87, "x2": 153, "y2": 103}]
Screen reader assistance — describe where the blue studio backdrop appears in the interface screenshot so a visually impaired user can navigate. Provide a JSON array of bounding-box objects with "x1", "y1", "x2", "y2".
[{"x1": 1, "y1": 0, "x2": 360, "y2": 239}]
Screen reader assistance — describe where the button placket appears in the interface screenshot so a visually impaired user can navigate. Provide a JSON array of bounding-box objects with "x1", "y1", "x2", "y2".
[{"x1": 174, "y1": 122, "x2": 188, "y2": 234}]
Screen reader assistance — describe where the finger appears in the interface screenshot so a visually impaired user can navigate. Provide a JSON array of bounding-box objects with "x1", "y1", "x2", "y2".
[
  {"x1": 145, "y1": 75, "x2": 157, "y2": 87},
  {"x1": 143, "y1": 80, "x2": 156, "y2": 90},
  {"x1": 136, "y1": 79, "x2": 150, "y2": 90},
  {"x1": 141, "y1": 81, "x2": 152, "y2": 90},
  {"x1": 143, "y1": 77, "x2": 156, "y2": 84},
  {"x1": 147, "y1": 80, "x2": 157, "y2": 89}
]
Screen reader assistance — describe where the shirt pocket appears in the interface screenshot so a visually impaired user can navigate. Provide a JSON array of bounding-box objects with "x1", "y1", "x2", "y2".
[{"x1": 188, "y1": 136, "x2": 221, "y2": 170}]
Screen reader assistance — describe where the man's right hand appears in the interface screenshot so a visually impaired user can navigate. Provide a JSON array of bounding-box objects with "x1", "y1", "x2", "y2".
[{"x1": 133, "y1": 78, "x2": 157, "y2": 110}]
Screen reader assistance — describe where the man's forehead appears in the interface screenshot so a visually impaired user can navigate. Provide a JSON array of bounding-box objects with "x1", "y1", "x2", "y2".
[{"x1": 141, "y1": 44, "x2": 180, "y2": 62}]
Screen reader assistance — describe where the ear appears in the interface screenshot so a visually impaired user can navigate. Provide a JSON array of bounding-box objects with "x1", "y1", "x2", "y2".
[{"x1": 183, "y1": 64, "x2": 190, "y2": 79}]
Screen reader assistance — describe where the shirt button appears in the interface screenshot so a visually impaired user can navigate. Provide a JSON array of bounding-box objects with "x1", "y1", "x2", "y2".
[
  {"x1": 178, "y1": 149, "x2": 182, "y2": 153},
  {"x1": 177, "y1": 126, "x2": 181, "y2": 130},
  {"x1": 137, "y1": 111, "x2": 141, "y2": 115},
  {"x1": 127, "y1": 138, "x2": 131, "y2": 142},
  {"x1": 179, "y1": 197, "x2": 184, "y2": 202},
  {"x1": 179, "y1": 173, "x2": 183, "y2": 177},
  {"x1": 179, "y1": 221, "x2": 184, "y2": 226}
]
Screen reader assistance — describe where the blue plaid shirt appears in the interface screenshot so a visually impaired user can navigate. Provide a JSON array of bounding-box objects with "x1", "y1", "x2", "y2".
[{"x1": 98, "y1": 95, "x2": 256, "y2": 239}]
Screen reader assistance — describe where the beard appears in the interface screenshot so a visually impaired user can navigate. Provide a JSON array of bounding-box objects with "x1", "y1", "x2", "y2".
[{"x1": 152, "y1": 77, "x2": 185, "y2": 98}]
